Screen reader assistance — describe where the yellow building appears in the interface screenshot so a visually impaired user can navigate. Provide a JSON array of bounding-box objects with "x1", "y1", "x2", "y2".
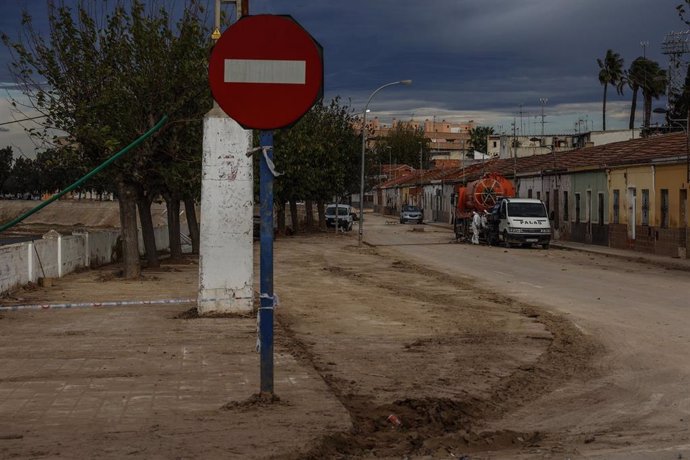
[{"x1": 609, "y1": 162, "x2": 688, "y2": 257}]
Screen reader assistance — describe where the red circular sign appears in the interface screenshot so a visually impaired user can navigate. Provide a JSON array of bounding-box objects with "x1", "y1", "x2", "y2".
[{"x1": 209, "y1": 15, "x2": 323, "y2": 130}]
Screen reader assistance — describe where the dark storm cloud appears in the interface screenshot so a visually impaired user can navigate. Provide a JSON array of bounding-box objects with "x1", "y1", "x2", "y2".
[
  {"x1": 256, "y1": 0, "x2": 682, "y2": 128},
  {"x1": 0, "y1": 0, "x2": 684, "y2": 132}
]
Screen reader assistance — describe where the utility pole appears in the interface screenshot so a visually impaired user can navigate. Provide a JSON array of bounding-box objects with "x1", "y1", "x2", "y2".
[
  {"x1": 512, "y1": 119, "x2": 518, "y2": 179},
  {"x1": 539, "y1": 98, "x2": 548, "y2": 140},
  {"x1": 419, "y1": 142, "x2": 423, "y2": 209}
]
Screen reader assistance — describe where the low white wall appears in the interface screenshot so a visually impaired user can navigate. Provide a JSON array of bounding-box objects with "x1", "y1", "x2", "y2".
[
  {"x1": 90, "y1": 230, "x2": 120, "y2": 266},
  {"x1": 1, "y1": 226, "x2": 172, "y2": 295},
  {"x1": 0, "y1": 243, "x2": 30, "y2": 293},
  {"x1": 33, "y1": 238, "x2": 59, "y2": 279}
]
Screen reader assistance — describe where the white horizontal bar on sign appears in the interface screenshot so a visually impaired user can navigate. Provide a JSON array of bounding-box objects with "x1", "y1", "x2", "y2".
[{"x1": 224, "y1": 59, "x2": 306, "y2": 84}]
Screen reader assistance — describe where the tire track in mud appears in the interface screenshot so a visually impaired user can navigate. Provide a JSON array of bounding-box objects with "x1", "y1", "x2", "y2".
[{"x1": 274, "y1": 237, "x2": 602, "y2": 458}]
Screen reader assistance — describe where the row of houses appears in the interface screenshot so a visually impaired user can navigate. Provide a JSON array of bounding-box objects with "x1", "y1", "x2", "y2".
[{"x1": 374, "y1": 132, "x2": 690, "y2": 259}]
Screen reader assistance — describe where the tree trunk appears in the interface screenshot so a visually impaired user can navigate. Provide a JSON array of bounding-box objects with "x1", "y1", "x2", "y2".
[
  {"x1": 116, "y1": 181, "x2": 141, "y2": 279},
  {"x1": 289, "y1": 199, "x2": 299, "y2": 234},
  {"x1": 136, "y1": 190, "x2": 159, "y2": 268},
  {"x1": 643, "y1": 92, "x2": 652, "y2": 129},
  {"x1": 629, "y1": 86, "x2": 639, "y2": 129},
  {"x1": 165, "y1": 194, "x2": 182, "y2": 259},
  {"x1": 277, "y1": 203, "x2": 286, "y2": 235},
  {"x1": 317, "y1": 200, "x2": 326, "y2": 230},
  {"x1": 305, "y1": 200, "x2": 314, "y2": 229},
  {"x1": 184, "y1": 198, "x2": 200, "y2": 255},
  {"x1": 602, "y1": 84, "x2": 607, "y2": 131}
]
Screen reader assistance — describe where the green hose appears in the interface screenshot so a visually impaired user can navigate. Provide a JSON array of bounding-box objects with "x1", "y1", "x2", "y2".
[{"x1": 0, "y1": 115, "x2": 169, "y2": 234}]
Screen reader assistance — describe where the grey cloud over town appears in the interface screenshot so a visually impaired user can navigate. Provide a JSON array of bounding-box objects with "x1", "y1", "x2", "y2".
[{"x1": 0, "y1": 0, "x2": 685, "y2": 154}]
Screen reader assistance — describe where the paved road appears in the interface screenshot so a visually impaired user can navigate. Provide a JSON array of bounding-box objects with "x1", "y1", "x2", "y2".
[{"x1": 362, "y1": 213, "x2": 690, "y2": 459}]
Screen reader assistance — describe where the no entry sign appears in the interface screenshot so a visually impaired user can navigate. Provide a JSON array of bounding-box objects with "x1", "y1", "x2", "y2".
[{"x1": 209, "y1": 15, "x2": 324, "y2": 130}]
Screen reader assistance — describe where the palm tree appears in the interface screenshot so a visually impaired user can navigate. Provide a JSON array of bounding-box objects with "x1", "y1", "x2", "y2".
[
  {"x1": 597, "y1": 49, "x2": 625, "y2": 131},
  {"x1": 642, "y1": 63, "x2": 667, "y2": 128},
  {"x1": 626, "y1": 57, "x2": 646, "y2": 129},
  {"x1": 627, "y1": 58, "x2": 668, "y2": 129}
]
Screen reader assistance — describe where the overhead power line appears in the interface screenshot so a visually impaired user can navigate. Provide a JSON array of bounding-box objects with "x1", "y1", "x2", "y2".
[{"x1": 0, "y1": 115, "x2": 46, "y2": 127}]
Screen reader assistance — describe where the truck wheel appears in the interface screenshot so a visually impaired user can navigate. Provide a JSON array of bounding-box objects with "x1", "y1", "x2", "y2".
[
  {"x1": 347, "y1": 222, "x2": 353, "y2": 232},
  {"x1": 502, "y1": 231, "x2": 511, "y2": 248},
  {"x1": 542, "y1": 242, "x2": 550, "y2": 249}
]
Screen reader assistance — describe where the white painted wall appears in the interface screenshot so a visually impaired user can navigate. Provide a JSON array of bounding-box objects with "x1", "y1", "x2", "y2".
[
  {"x1": 33, "y1": 238, "x2": 59, "y2": 279},
  {"x1": 90, "y1": 230, "x2": 119, "y2": 267},
  {"x1": 1, "y1": 227, "x2": 171, "y2": 295},
  {"x1": 0, "y1": 243, "x2": 29, "y2": 293},
  {"x1": 61, "y1": 234, "x2": 86, "y2": 275},
  {"x1": 198, "y1": 108, "x2": 254, "y2": 314}
]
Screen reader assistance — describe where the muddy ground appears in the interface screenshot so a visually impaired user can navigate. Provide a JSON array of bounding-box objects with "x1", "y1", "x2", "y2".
[
  {"x1": 274, "y1": 234, "x2": 600, "y2": 458},
  {"x1": 0, "y1": 230, "x2": 600, "y2": 459}
]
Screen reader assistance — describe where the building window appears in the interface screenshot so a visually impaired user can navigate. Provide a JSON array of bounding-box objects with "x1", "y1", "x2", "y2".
[
  {"x1": 536, "y1": 191, "x2": 541, "y2": 201},
  {"x1": 563, "y1": 191, "x2": 569, "y2": 221},
  {"x1": 575, "y1": 193, "x2": 581, "y2": 223},
  {"x1": 598, "y1": 193, "x2": 605, "y2": 225},
  {"x1": 613, "y1": 189, "x2": 620, "y2": 224},
  {"x1": 661, "y1": 189, "x2": 669, "y2": 228},
  {"x1": 492, "y1": 141, "x2": 497, "y2": 148},
  {"x1": 641, "y1": 189, "x2": 649, "y2": 226},
  {"x1": 528, "y1": 189, "x2": 533, "y2": 198}
]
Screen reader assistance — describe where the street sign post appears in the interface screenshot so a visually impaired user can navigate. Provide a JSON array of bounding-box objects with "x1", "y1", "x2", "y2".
[
  {"x1": 208, "y1": 14, "x2": 323, "y2": 130},
  {"x1": 209, "y1": 15, "x2": 322, "y2": 395}
]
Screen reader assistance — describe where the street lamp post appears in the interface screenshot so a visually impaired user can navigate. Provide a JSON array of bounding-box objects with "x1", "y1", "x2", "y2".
[{"x1": 359, "y1": 80, "x2": 412, "y2": 245}]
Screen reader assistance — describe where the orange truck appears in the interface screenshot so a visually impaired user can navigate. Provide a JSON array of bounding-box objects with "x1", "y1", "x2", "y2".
[{"x1": 453, "y1": 172, "x2": 515, "y2": 241}]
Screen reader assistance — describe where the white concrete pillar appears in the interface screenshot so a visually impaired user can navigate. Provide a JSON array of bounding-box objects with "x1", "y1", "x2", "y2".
[
  {"x1": 57, "y1": 234, "x2": 62, "y2": 278},
  {"x1": 198, "y1": 106, "x2": 254, "y2": 314},
  {"x1": 27, "y1": 242, "x2": 34, "y2": 283},
  {"x1": 84, "y1": 232, "x2": 90, "y2": 268}
]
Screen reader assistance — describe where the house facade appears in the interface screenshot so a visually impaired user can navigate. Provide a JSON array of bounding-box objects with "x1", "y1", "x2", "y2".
[
  {"x1": 608, "y1": 162, "x2": 688, "y2": 258},
  {"x1": 375, "y1": 132, "x2": 689, "y2": 260}
]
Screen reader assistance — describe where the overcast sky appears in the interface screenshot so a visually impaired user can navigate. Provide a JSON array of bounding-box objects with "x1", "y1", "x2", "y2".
[{"x1": 0, "y1": 0, "x2": 686, "y2": 156}]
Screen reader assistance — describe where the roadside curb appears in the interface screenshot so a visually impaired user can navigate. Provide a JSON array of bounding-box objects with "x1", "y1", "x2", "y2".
[
  {"x1": 549, "y1": 241, "x2": 690, "y2": 272},
  {"x1": 381, "y1": 215, "x2": 690, "y2": 273}
]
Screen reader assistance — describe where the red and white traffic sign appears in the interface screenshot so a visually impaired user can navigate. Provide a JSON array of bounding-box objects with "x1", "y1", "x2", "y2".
[{"x1": 208, "y1": 15, "x2": 323, "y2": 130}]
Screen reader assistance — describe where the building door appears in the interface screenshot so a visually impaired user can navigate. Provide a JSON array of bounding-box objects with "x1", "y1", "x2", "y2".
[
  {"x1": 586, "y1": 190, "x2": 592, "y2": 242},
  {"x1": 627, "y1": 187, "x2": 637, "y2": 240},
  {"x1": 553, "y1": 189, "x2": 560, "y2": 227},
  {"x1": 433, "y1": 189, "x2": 443, "y2": 222}
]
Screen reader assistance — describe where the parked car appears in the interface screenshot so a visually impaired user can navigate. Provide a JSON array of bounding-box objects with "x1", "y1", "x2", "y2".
[
  {"x1": 400, "y1": 204, "x2": 423, "y2": 224},
  {"x1": 325, "y1": 204, "x2": 354, "y2": 231}
]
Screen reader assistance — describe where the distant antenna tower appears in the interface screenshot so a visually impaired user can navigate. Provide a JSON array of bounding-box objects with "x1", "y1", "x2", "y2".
[{"x1": 662, "y1": 30, "x2": 690, "y2": 106}]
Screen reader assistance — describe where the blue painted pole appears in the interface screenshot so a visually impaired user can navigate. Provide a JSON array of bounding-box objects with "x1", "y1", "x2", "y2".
[{"x1": 259, "y1": 130, "x2": 274, "y2": 394}]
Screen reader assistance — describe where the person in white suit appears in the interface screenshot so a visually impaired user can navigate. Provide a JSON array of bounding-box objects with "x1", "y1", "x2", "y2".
[{"x1": 471, "y1": 211, "x2": 481, "y2": 244}]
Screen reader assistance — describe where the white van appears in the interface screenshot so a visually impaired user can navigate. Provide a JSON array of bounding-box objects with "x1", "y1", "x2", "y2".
[
  {"x1": 495, "y1": 198, "x2": 551, "y2": 249},
  {"x1": 325, "y1": 204, "x2": 354, "y2": 231}
]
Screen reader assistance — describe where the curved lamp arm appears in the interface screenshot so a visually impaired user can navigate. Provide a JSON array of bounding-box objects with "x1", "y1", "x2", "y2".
[{"x1": 359, "y1": 80, "x2": 412, "y2": 245}]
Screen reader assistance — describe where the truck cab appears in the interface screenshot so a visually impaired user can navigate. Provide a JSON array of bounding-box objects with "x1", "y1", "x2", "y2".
[{"x1": 496, "y1": 198, "x2": 551, "y2": 248}]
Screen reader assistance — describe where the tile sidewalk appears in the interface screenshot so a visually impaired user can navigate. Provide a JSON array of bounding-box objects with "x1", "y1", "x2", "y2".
[{"x1": 0, "y1": 264, "x2": 350, "y2": 459}]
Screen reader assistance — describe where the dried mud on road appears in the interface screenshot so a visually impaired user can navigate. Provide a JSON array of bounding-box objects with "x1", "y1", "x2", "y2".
[
  {"x1": 0, "y1": 231, "x2": 601, "y2": 459},
  {"x1": 273, "y1": 233, "x2": 601, "y2": 458}
]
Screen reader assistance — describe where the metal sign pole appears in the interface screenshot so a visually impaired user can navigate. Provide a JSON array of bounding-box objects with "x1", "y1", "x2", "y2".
[{"x1": 259, "y1": 130, "x2": 274, "y2": 394}]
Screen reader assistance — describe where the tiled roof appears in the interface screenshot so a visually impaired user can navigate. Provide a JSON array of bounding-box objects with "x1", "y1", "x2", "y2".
[{"x1": 377, "y1": 132, "x2": 688, "y2": 188}]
